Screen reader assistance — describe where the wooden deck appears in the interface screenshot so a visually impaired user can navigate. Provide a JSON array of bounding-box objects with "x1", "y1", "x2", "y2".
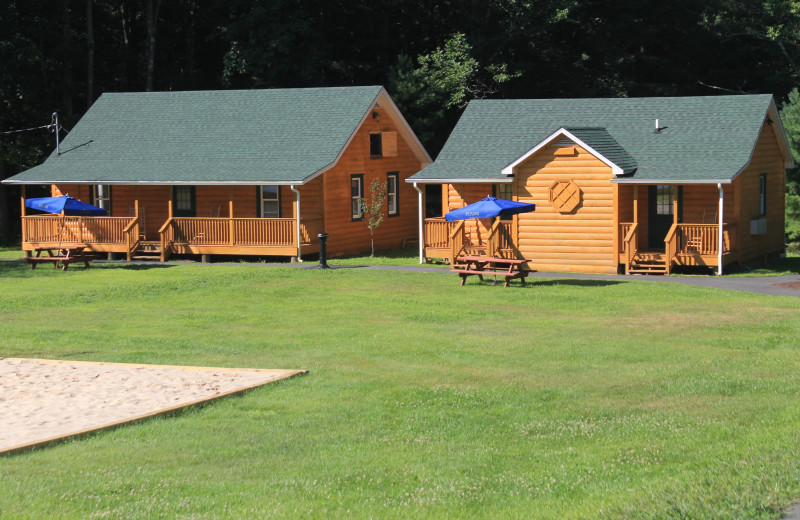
[{"x1": 22, "y1": 215, "x2": 323, "y2": 261}]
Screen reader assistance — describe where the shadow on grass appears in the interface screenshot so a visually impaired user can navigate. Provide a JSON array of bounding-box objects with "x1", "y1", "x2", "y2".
[{"x1": 462, "y1": 277, "x2": 625, "y2": 289}]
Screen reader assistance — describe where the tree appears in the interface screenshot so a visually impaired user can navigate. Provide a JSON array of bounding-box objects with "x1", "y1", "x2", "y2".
[
  {"x1": 361, "y1": 178, "x2": 387, "y2": 257},
  {"x1": 781, "y1": 87, "x2": 800, "y2": 244},
  {"x1": 389, "y1": 33, "x2": 517, "y2": 155}
]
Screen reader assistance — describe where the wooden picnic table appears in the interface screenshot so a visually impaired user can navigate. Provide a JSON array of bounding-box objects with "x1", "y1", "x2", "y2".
[
  {"x1": 450, "y1": 255, "x2": 530, "y2": 287},
  {"x1": 26, "y1": 246, "x2": 95, "y2": 271}
]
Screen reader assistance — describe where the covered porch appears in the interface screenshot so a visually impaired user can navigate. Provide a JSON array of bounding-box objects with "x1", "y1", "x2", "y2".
[{"x1": 20, "y1": 185, "x2": 322, "y2": 262}]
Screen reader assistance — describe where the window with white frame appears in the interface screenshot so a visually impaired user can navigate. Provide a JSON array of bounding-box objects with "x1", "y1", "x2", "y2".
[
  {"x1": 261, "y1": 186, "x2": 281, "y2": 218},
  {"x1": 351, "y1": 174, "x2": 364, "y2": 220},
  {"x1": 387, "y1": 172, "x2": 399, "y2": 216},
  {"x1": 93, "y1": 185, "x2": 111, "y2": 212}
]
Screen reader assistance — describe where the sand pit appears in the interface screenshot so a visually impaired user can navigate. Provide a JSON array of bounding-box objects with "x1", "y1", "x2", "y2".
[{"x1": 0, "y1": 357, "x2": 306, "y2": 454}]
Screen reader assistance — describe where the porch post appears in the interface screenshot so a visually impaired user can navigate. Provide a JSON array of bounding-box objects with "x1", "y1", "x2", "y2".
[
  {"x1": 413, "y1": 182, "x2": 424, "y2": 264},
  {"x1": 291, "y1": 185, "x2": 303, "y2": 262},
  {"x1": 228, "y1": 186, "x2": 234, "y2": 246},
  {"x1": 134, "y1": 186, "x2": 139, "y2": 216},
  {"x1": 632, "y1": 185, "x2": 638, "y2": 224},
  {"x1": 672, "y1": 186, "x2": 679, "y2": 226},
  {"x1": 717, "y1": 183, "x2": 724, "y2": 275},
  {"x1": 20, "y1": 185, "x2": 26, "y2": 245},
  {"x1": 168, "y1": 186, "x2": 173, "y2": 219}
]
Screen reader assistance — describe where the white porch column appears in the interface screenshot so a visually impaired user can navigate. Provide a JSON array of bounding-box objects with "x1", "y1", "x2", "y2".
[
  {"x1": 413, "y1": 182, "x2": 424, "y2": 263},
  {"x1": 717, "y1": 183, "x2": 724, "y2": 275},
  {"x1": 291, "y1": 185, "x2": 303, "y2": 262}
]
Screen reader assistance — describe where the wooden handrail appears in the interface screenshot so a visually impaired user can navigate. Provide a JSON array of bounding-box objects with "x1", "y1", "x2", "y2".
[
  {"x1": 159, "y1": 218, "x2": 174, "y2": 262},
  {"x1": 449, "y1": 221, "x2": 465, "y2": 266},
  {"x1": 621, "y1": 222, "x2": 638, "y2": 274},
  {"x1": 663, "y1": 223, "x2": 678, "y2": 275}
]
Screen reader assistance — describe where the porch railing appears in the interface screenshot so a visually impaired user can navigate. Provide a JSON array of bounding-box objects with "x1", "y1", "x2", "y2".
[
  {"x1": 621, "y1": 222, "x2": 638, "y2": 274},
  {"x1": 486, "y1": 220, "x2": 514, "y2": 258},
  {"x1": 449, "y1": 221, "x2": 465, "y2": 265},
  {"x1": 423, "y1": 218, "x2": 453, "y2": 249},
  {"x1": 22, "y1": 215, "x2": 137, "y2": 245},
  {"x1": 123, "y1": 218, "x2": 141, "y2": 261},
  {"x1": 159, "y1": 216, "x2": 323, "y2": 260}
]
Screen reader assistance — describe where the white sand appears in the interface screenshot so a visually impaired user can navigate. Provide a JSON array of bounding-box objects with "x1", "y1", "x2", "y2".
[{"x1": 0, "y1": 357, "x2": 305, "y2": 453}]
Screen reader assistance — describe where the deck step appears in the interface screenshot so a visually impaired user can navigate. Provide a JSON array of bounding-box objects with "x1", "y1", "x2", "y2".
[
  {"x1": 131, "y1": 241, "x2": 162, "y2": 261},
  {"x1": 629, "y1": 253, "x2": 667, "y2": 275}
]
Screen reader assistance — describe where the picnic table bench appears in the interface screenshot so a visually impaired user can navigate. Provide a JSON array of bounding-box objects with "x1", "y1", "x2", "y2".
[
  {"x1": 450, "y1": 255, "x2": 531, "y2": 287},
  {"x1": 26, "y1": 246, "x2": 95, "y2": 271}
]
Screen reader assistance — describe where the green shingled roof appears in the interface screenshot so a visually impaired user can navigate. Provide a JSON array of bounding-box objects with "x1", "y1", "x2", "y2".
[
  {"x1": 410, "y1": 95, "x2": 786, "y2": 183},
  {"x1": 5, "y1": 86, "x2": 384, "y2": 185}
]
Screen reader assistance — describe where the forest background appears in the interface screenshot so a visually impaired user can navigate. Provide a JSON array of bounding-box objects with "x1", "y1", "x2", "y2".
[{"x1": 2, "y1": 0, "x2": 800, "y2": 247}]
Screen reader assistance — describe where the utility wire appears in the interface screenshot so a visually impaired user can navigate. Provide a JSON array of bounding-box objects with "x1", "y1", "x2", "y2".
[{"x1": 0, "y1": 114, "x2": 61, "y2": 136}]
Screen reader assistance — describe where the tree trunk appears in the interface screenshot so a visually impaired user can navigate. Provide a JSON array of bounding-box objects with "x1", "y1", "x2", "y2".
[
  {"x1": 86, "y1": 0, "x2": 94, "y2": 108},
  {"x1": 61, "y1": 0, "x2": 73, "y2": 117},
  {"x1": 145, "y1": 0, "x2": 163, "y2": 91}
]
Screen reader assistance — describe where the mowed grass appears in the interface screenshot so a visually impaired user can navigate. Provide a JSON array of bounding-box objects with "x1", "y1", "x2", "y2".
[{"x1": 1, "y1": 262, "x2": 800, "y2": 519}]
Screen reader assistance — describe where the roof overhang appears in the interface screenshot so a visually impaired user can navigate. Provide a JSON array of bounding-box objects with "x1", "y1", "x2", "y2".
[
  {"x1": 501, "y1": 127, "x2": 624, "y2": 176},
  {"x1": 2, "y1": 179, "x2": 309, "y2": 186},
  {"x1": 405, "y1": 178, "x2": 511, "y2": 184},
  {"x1": 611, "y1": 178, "x2": 732, "y2": 185},
  {"x1": 768, "y1": 97, "x2": 795, "y2": 170}
]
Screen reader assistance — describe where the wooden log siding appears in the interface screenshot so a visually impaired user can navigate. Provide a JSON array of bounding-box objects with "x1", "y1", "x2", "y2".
[
  {"x1": 734, "y1": 122, "x2": 786, "y2": 265},
  {"x1": 320, "y1": 106, "x2": 423, "y2": 257},
  {"x1": 515, "y1": 145, "x2": 617, "y2": 274}
]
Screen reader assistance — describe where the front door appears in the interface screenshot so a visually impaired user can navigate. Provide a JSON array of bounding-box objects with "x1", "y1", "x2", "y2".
[{"x1": 648, "y1": 185, "x2": 682, "y2": 250}]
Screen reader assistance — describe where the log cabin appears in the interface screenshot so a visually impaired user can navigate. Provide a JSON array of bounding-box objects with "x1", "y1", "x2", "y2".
[
  {"x1": 4, "y1": 86, "x2": 431, "y2": 261},
  {"x1": 407, "y1": 95, "x2": 794, "y2": 274}
]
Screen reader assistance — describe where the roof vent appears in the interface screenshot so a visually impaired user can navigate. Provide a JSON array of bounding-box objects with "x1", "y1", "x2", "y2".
[{"x1": 653, "y1": 119, "x2": 667, "y2": 134}]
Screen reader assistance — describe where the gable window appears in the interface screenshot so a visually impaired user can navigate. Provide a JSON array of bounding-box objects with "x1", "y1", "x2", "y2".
[
  {"x1": 93, "y1": 185, "x2": 111, "y2": 212},
  {"x1": 369, "y1": 133, "x2": 382, "y2": 158},
  {"x1": 387, "y1": 172, "x2": 399, "y2": 217},
  {"x1": 261, "y1": 185, "x2": 281, "y2": 218},
  {"x1": 351, "y1": 174, "x2": 364, "y2": 220},
  {"x1": 759, "y1": 173, "x2": 767, "y2": 216}
]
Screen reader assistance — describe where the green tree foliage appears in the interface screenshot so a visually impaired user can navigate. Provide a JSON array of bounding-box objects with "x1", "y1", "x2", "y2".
[
  {"x1": 3, "y1": 0, "x2": 800, "y2": 244},
  {"x1": 389, "y1": 33, "x2": 517, "y2": 154},
  {"x1": 780, "y1": 88, "x2": 800, "y2": 243}
]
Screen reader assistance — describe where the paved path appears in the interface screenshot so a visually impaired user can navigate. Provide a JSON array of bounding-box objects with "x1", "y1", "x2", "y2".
[{"x1": 318, "y1": 263, "x2": 800, "y2": 297}]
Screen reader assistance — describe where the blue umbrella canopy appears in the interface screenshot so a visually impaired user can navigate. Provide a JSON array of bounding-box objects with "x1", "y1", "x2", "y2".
[
  {"x1": 25, "y1": 195, "x2": 108, "y2": 216},
  {"x1": 445, "y1": 196, "x2": 535, "y2": 221}
]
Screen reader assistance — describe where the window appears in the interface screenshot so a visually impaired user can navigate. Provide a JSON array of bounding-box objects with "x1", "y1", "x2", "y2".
[
  {"x1": 492, "y1": 184, "x2": 514, "y2": 220},
  {"x1": 369, "y1": 133, "x2": 382, "y2": 157},
  {"x1": 387, "y1": 172, "x2": 399, "y2": 217},
  {"x1": 261, "y1": 185, "x2": 281, "y2": 218},
  {"x1": 173, "y1": 186, "x2": 196, "y2": 217},
  {"x1": 759, "y1": 173, "x2": 767, "y2": 216},
  {"x1": 351, "y1": 174, "x2": 364, "y2": 220},
  {"x1": 655, "y1": 185, "x2": 674, "y2": 215},
  {"x1": 93, "y1": 185, "x2": 111, "y2": 212}
]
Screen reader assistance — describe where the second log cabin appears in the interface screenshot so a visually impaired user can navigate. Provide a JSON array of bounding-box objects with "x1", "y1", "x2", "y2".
[{"x1": 408, "y1": 95, "x2": 794, "y2": 275}]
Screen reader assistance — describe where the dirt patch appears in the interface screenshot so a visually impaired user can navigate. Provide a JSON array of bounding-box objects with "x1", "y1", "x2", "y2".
[{"x1": 773, "y1": 281, "x2": 800, "y2": 291}]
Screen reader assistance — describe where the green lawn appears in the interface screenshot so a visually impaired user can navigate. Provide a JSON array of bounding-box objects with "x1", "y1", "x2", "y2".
[{"x1": 1, "y1": 261, "x2": 800, "y2": 519}]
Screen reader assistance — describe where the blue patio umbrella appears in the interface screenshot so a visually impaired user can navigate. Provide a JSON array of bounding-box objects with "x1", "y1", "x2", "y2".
[
  {"x1": 25, "y1": 195, "x2": 107, "y2": 216},
  {"x1": 445, "y1": 196, "x2": 535, "y2": 221}
]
